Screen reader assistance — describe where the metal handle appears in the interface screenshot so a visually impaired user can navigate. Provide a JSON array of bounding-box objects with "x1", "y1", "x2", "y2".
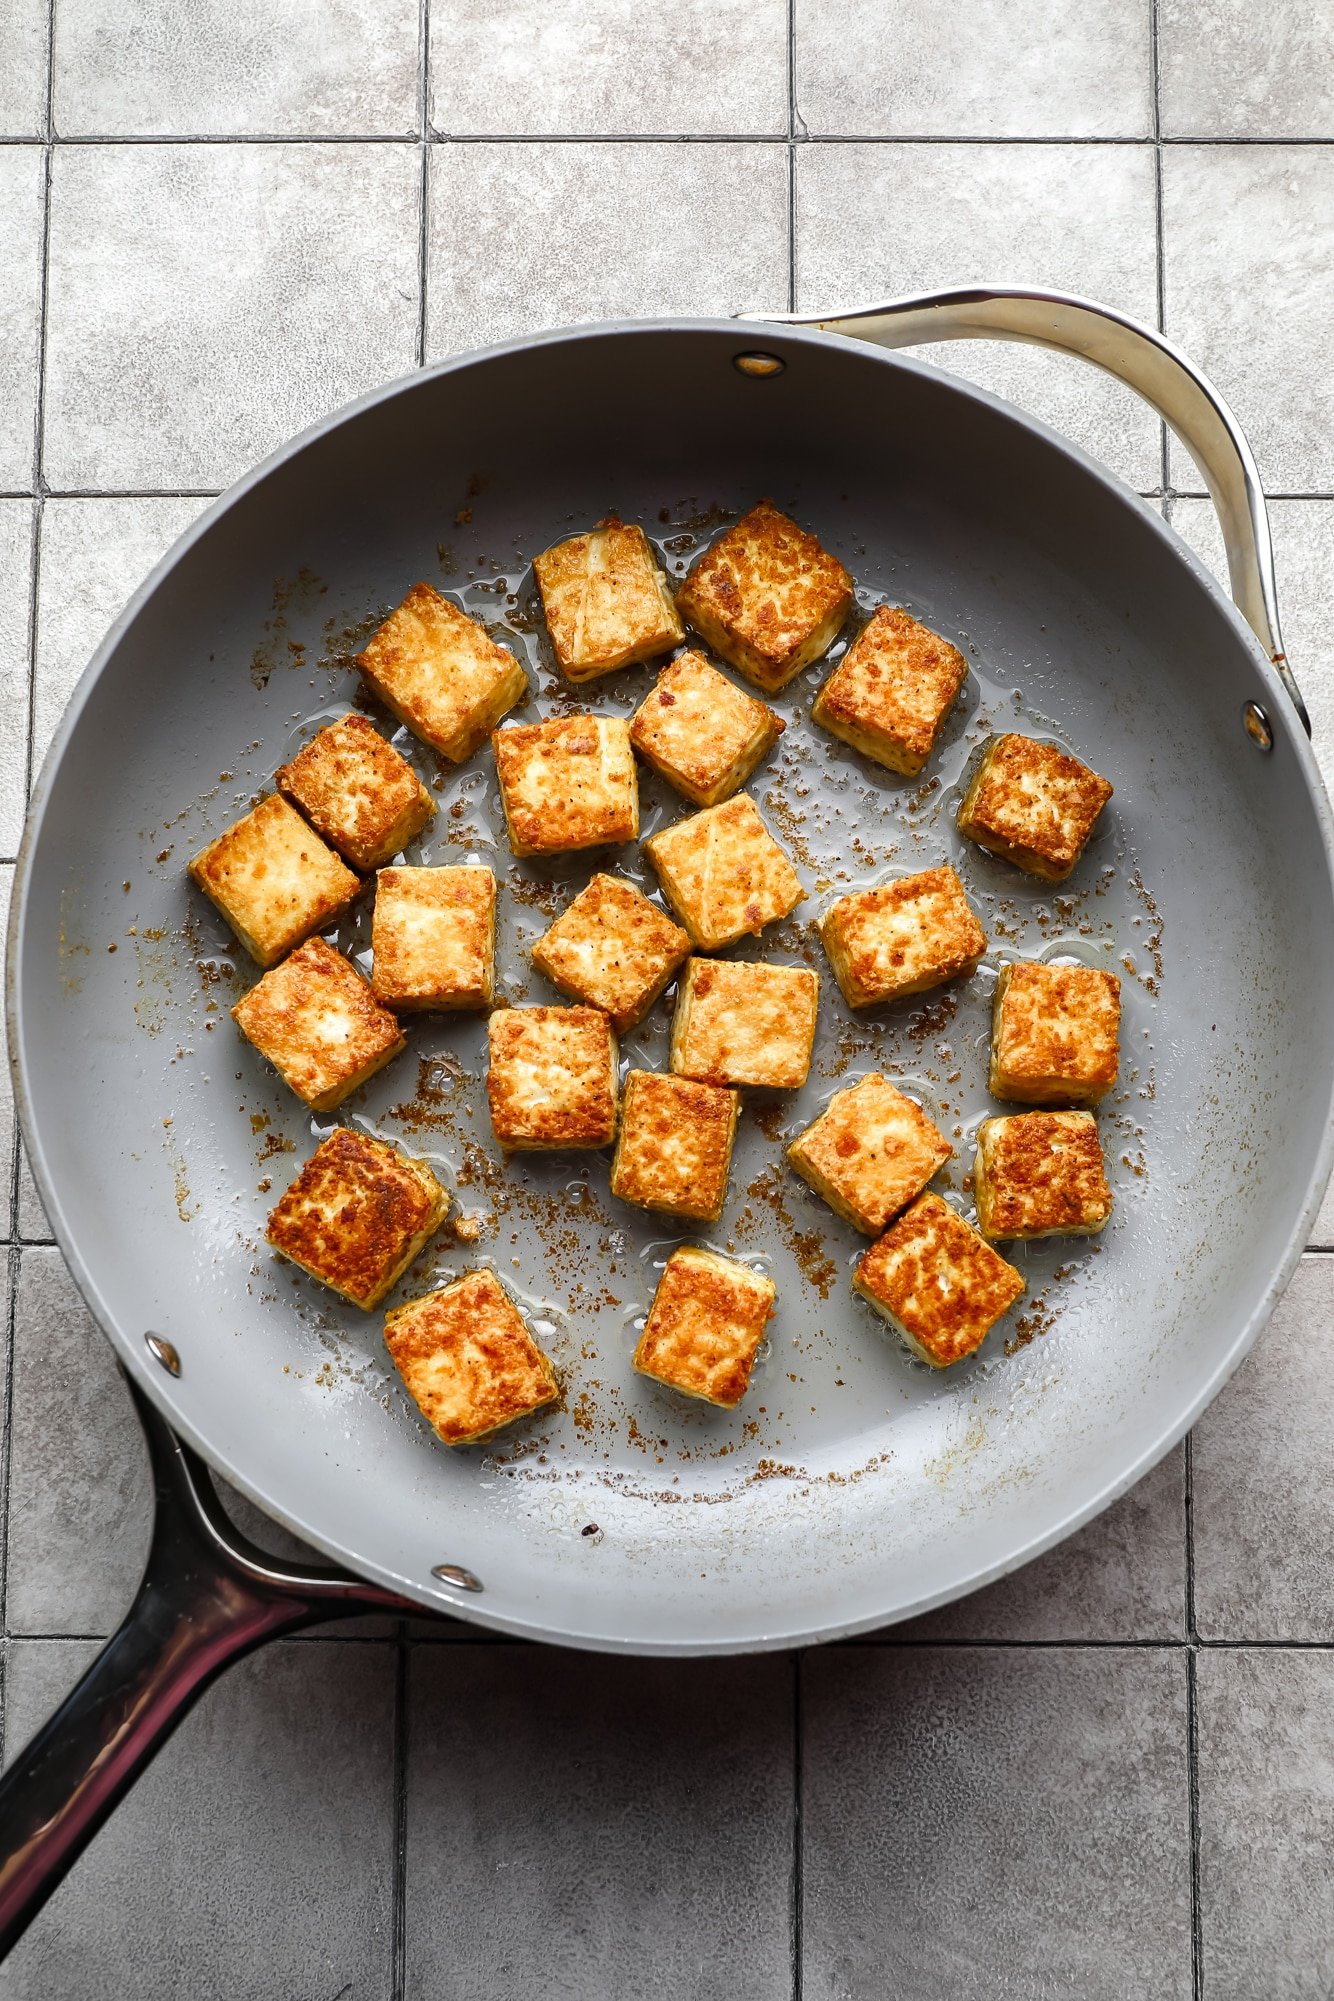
[
  {"x1": 0, "y1": 1377, "x2": 406, "y2": 1959},
  {"x1": 744, "y1": 284, "x2": 1308, "y2": 732}
]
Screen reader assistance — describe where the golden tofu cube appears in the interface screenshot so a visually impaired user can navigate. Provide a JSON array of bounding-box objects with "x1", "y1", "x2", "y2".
[
  {"x1": 669, "y1": 957, "x2": 819, "y2": 1089},
  {"x1": 676, "y1": 500, "x2": 853, "y2": 692},
  {"x1": 990, "y1": 961, "x2": 1121, "y2": 1106},
  {"x1": 385, "y1": 1269, "x2": 559, "y2": 1446},
  {"x1": 533, "y1": 516, "x2": 684, "y2": 682},
  {"x1": 189, "y1": 793, "x2": 360, "y2": 968},
  {"x1": 276, "y1": 712, "x2": 435, "y2": 870},
  {"x1": 634, "y1": 1247, "x2": 776, "y2": 1409},
  {"x1": 643, "y1": 792, "x2": 804, "y2": 951},
  {"x1": 958, "y1": 733, "x2": 1113, "y2": 881},
  {"x1": 819, "y1": 865, "x2": 987, "y2": 1009},
  {"x1": 357, "y1": 581, "x2": 528, "y2": 763},
  {"x1": 629, "y1": 649, "x2": 785, "y2": 807},
  {"x1": 232, "y1": 936, "x2": 405, "y2": 1111},
  {"x1": 610, "y1": 1070, "x2": 739, "y2": 1224},
  {"x1": 787, "y1": 1073, "x2": 951, "y2": 1235},
  {"x1": 975, "y1": 1110, "x2": 1113, "y2": 1241},
  {"x1": 531, "y1": 873, "x2": 690, "y2": 1032},
  {"x1": 486, "y1": 1005, "x2": 618, "y2": 1151},
  {"x1": 492, "y1": 714, "x2": 638, "y2": 858},
  {"x1": 371, "y1": 865, "x2": 496, "y2": 1012},
  {"x1": 266, "y1": 1129, "x2": 447, "y2": 1310},
  {"x1": 854, "y1": 1192, "x2": 1024, "y2": 1368},
  {"x1": 811, "y1": 604, "x2": 966, "y2": 776}
]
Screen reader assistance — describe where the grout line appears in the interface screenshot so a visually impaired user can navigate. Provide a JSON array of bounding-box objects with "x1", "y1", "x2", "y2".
[
  {"x1": 1184, "y1": 1429, "x2": 1204, "y2": 1998},
  {"x1": 786, "y1": 0, "x2": 796, "y2": 315},
  {"x1": 791, "y1": 1650, "x2": 804, "y2": 2001},
  {"x1": 416, "y1": 0, "x2": 430, "y2": 371},
  {"x1": 1149, "y1": 0, "x2": 1170, "y2": 495},
  {"x1": 391, "y1": 1630, "x2": 409, "y2": 2001},
  {"x1": 1, "y1": 131, "x2": 1333, "y2": 149}
]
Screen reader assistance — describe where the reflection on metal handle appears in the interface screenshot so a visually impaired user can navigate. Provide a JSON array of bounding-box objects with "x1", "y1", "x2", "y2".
[{"x1": 744, "y1": 285, "x2": 1308, "y2": 732}]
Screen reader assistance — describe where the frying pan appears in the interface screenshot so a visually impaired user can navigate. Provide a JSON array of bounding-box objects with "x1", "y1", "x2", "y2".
[{"x1": 3, "y1": 286, "x2": 1333, "y2": 1951}]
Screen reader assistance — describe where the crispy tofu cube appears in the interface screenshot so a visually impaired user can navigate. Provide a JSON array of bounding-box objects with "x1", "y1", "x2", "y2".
[
  {"x1": 629, "y1": 650, "x2": 784, "y2": 807},
  {"x1": 492, "y1": 714, "x2": 638, "y2": 858},
  {"x1": 676, "y1": 501, "x2": 853, "y2": 692},
  {"x1": 643, "y1": 793, "x2": 804, "y2": 951},
  {"x1": 958, "y1": 733, "x2": 1112, "y2": 881},
  {"x1": 990, "y1": 961, "x2": 1121, "y2": 1105},
  {"x1": 854, "y1": 1192, "x2": 1024, "y2": 1368},
  {"x1": 189, "y1": 793, "x2": 359, "y2": 968},
  {"x1": 787, "y1": 1073, "x2": 951, "y2": 1235},
  {"x1": 530, "y1": 873, "x2": 689, "y2": 1032},
  {"x1": 275, "y1": 712, "x2": 435, "y2": 870},
  {"x1": 266, "y1": 1129, "x2": 447, "y2": 1310},
  {"x1": 371, "y1": 865, "x2": 495, "y2": 1012},
  {"x1": 385, "y1": 1270, "x2": 559, "y2": 1445},
  {"x1": 610, "y1": 1070, "x2": 739, "y2": 1224},
  {"x1": 811, "y1": 605, "x2": 967, "y2": 776},
  {"x1": 975, "y1": 1110, "x2": 1113, "y2": 1241},
  {"x1": 819, "y1": 866, "x2": 987, "y2": 1009},
  {"x1": 357, "y1": 581, "x2": 527, "y2": 763},
  {"x1": 486, "y1": 1005, "x2": 618, "y2": 1151},
  {"x1": 533, "y1": 517, "x2": 684, "y2": 682},
  {"x1": 232, "y1": 936, "x2": 405, "y2": 1111},
  {"x1": 634, "y1": 1247, "x2": 776, "y2": 1409},
  {"x1": 669, "y1": 957, "x2": 818, "y2": 1089}
]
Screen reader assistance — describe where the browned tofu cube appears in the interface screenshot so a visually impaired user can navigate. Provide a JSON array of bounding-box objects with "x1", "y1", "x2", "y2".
[
  {"x1": 787, "y1": 1073, "x2": 951, "y2": 1235},
  {"x1": 530, "y1": 873, "x2": 689, "y2": 1032},
  {"x1": 371, "y1": 865, "x2": 495, "y2": 1012},
  {"x1": 990, "y1": 961, "x2": 1121, "y2": 1106},
  {"x1": 819, "y1": 866, "x2": 987, "y2": 1009},
  {"x1": 533, "y1": 517, "x2": 684, "y2": 682},
  {"x1": 492, "y1": 714, "x2": 638, "y2": 858},
  {"x1": 634, "y1": 1247, "x2": 776, "y2": 1409},
  {"x1": 610, "y1": 1070, "x2": 739, "y2": 1224},
  {"x1": 975, "y1": 1110, "x2": 1113, "y2": 1241},
  {"x1": 232, "y1": 936, "x2": 405, "y2": 1111},
  {"x1": 669, "y1": 957, "x2": 818, "y2": 1089},
  {"x1": 276, "y1": 712, "x2": 435, "y2": 869},
  {"x1": 189, "y1": 793, "x2": 360, "y2": 968},
  {"x1": 357, "y1": 581, "x2": 528, "y2": 763},
  {"x1": 643, "y1": 792, "x2": 804, "y2": 951},
  {"x1": 385, "y1": 1270, "x2": 559, "y2": 1445},
  {"x1": 629, "y1": 650, "x2": 784, "y2": 807},
  {"x1": 486, "y1": 1005, "x2": 618, "y2": 1151},
  {"x1": 958, "y1": 733, "x2": 1113, "y2": 881},
  {"x1": 266, "y1": 1129, "x2": 447, "y2": 1309},
  {"x1": 676, "y1": 501, "x2": 853, "y2": 692},
  {"x1": 854, "y1": 1192, "x2": 1024, "y2": 1367},
  {"x1": 811, "y1": 605, "x2": 967, "y2": 776}
]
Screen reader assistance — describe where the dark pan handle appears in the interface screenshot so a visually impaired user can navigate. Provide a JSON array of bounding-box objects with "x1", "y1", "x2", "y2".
[
  {"x1": 0, "y1": 1376, "x2": 407, "y2": 1959},
  {"x1": 744, "y1": 283, "x2": 1309, "y2": 733}
]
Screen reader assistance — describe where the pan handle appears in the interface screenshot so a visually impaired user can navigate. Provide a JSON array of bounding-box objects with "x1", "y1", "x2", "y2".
[
  {"x1": 0, "y1": 1376, "x2": 408, "y2": 1960},
  {"x1": 743, "y1": 283, "x2": 1308, "y2": 732}
]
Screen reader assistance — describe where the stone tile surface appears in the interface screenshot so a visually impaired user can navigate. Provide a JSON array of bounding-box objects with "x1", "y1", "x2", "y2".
[
  {"x1": 0, "y1": 0, "x2": 48, "y2": 137},
  {"x1": 1159, "y1": 0, "x2": 1334, "y2": 139},
  {"x1": 0, "y1": 500, "x2": 33, "y2": 854},
  {"x1": 0, "y1": 147, "x2": 46, "y2": 490}
]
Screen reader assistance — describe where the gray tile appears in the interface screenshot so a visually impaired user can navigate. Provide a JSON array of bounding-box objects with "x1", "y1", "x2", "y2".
[
  {"x1": 0, "y1": 146, "x2": 45, "y2": 490},
  {"x1": 0, "y1": 499, "x2": 33, "y2": 853},
  {"x1": 1, "y1": 1636, "x2": 395, "y2": 2000},
  {"x1": 793, "y1": 143, "x2": 1161, "y2": 490},
  {"x1": 801, "y1": 1646, "x2": 1191, "y2": 1999},
  {"x1": 1159, "y1": 0, "x2": 1334, "y2": 140},
  {"x1": 0, "y1": 863, "x2": 14, "y2": 1227},
  {"x1": 15, "y1": 1149, "x2": 49, "y2": 1243},
  {"x1": 0, "y1": 1, "x2": 47, "y2": 137},
  {"x1": 43, "y1": 142, "x2": 420, "y2": 491},
  {"x1": 404, "y1": 1645, "x2": 793, "y2": 1999}
]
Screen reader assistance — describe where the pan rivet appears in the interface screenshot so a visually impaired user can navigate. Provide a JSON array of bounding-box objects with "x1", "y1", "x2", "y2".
[
  {"x1": 733, "y1": 351, "x2": 785, "y2": 378},
  {"x1": 144, "y1": 1332, "x2": 181, "y2": 1377},
  {"x1": 431, "y1": 1562, "x2": 483, "y2": 1593},
  {"x1": 1243, "y1": 701, "x2": 1273, "y2": 752}
]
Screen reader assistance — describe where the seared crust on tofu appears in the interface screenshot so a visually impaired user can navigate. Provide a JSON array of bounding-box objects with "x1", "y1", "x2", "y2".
[
  {"x1": 990, "y1": 961, "x2": 1121, "y2": 1105},
  {"x1": 819, "y1": 866, "x2": 987, "y2": 1009},
  {"x1": 643, "y1": 792, "x2": 804, "y2": 950},
  {"x1": 676, "y1": 501, "x2": 853, "y2": 692},
  {"x1": 357, "y1": 581, "x2": 527, "y2": 763},
  {"x1": 958, "y1": 733, "x2": 1112, "y2": 881},
  {"x1": 854, "y1": 1192, "x2": 1024, "y2": 1368},
  {"x1": 486, "y1": 1005, "x2": 618, "y2": 1151},
  {"x1": 188, "y1": 793, "x2": 359, "y2": 968},
  {"x1": 531, "y1": 873, "x2": 689, "y2": 1032},
  {"x1": 276, "y1": 713, "x2": 435, "y2": 870},
  {"x1": 629, "y1": 649, "x2": 784, "y2": 806},
  {"x1": 975, "y1": 1110, "x2": 1113, "y2": 1241},
  {"x1": 385, "y1": 1271, "x2": 558, "y2": 1446},
  {"x1": 611, "y1": 1070, "x2": 739, "y2": 1224},
  {"x1": 232, "y1": 936, "x2": 405, "y2": 1111},
  {"x1": 533, "y1": 517, "x2": 684, "y2": 681},
  {"x1": 371, "y1": 865, "x2": 495, "y2": 1012},
  {"x1": 787, "y1": 1073, "x2": 951, "y2": 1235},
  {"x1": 634, "y1": 1247, "x2": 776, "y2": 1409},
  {"x1": 492, "y1": 714, "x2": 638, "y2": 858},
  {"x1": 669, "y1": 957, "x2": 819, "y2": 1090},
  {"x1": 811, "y1": 605, "x2": 966, "y2": 777},
  {"x1": 266, "y1": 1129, "x2": 447, "y2": 1310}
]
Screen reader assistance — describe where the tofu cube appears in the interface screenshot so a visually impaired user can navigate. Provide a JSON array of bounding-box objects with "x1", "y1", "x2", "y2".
[
  {"x1": 819, "y1": 866, "x2": 987, "y2": 1009},
  {"x1": 232, "y1": 936, "x2": 405, "y2": 1111},
  {"x1": 266, "y1": 1129, "x2": 447, "y2": 1310},
  {"x1": 669, "y1": 957, "x2": 819, "y2": 1089},
  {"x1": 531, "y1": 873, "x2": 690, "y2": 1032},
  {"x1": 811, "y1": 604, "x2": 967, "y2": 776},
  {"x1": 276, "y1": 712, "x2": 435, "y2": 870},
  {"x1": 492, "y1": 715, "x2": 638, "y2": 858},
  {"x1": 371, "y1": 865, "x2": 495, "y2": 1012},
  {"x1": 357, "y1": 581, "x2": 527, "y2": 763},
  {"x1": 958, "y1": 733, "x2": 1113, "y2": 881},
  {"x1": 629, "y1": 649, "x2": 785, "y2": 806},
  {"x1": 385, "y1": 1270, "x2": 559, "y2": 1446},
  {"x1": 610, "y1": 1070, "x2": 739, "y2": 1224},
  {"x1": 189, "y1": 793, "x2": 360, "y2": 968},
  {"x1": 854, "y1": 1192, "x2": 1024, "y2": 1368},
  {"x1": 975, "y1": 1110, "x2": 1113, "y2": 1241},
  {"x1": 643, "y1": 792, "x2": 805, "y2": 951},
  {"x1": 486, "y1": 1005, "x2": 618, "y2": 1151},
  {"x1": 990, "y1": 961, "x2": 1121, "y2": 1105},
  {"x1": 634, "y1": 1248, "x2": 776, "y2": 1409},
  {"x1": 676, "y1": 501, "x2": 853, "y2": 692},
  {"x1": 787, "y1": 1073, "x2": 951, "y2": 1235},
  {"x1": 533, "y1": 517, "x2": 684, "y2": 682}
]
